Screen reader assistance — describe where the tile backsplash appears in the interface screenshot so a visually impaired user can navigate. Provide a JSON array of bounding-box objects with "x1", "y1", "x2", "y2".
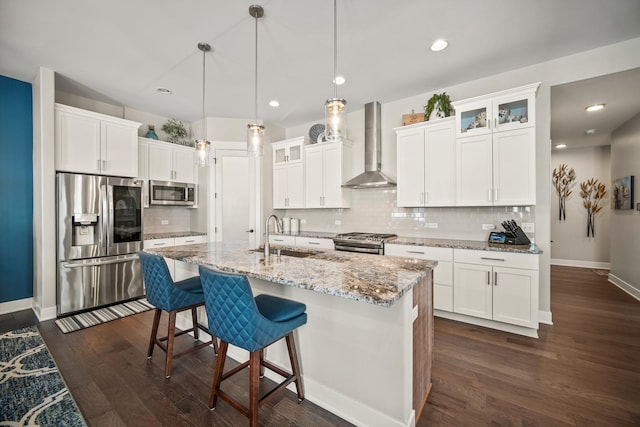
[
  {"x1": 143, "y1": 207, "x2": 192, "y2": 235},
  {"x1": 280, "y1": 188, "x2": 535, "y2": 241}
]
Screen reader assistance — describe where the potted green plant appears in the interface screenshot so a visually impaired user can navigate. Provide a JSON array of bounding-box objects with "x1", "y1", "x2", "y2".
[
  {"x1": 161, "y1": 118, "x2": 188, "y2": 143},
  {"x1": 424, "y1": 92, "x2": 453, "y2": 121}
]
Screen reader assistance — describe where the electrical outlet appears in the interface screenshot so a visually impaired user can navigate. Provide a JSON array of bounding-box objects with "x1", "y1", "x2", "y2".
[
  {"x1": 522, "y1": 222, "x2": 535, "y2": 232},
  {"x1": 161, "y1": 220, "x2": 169, "y2": 225},
  {"x1": 427, "y1": 222, "x2": 438, "y2": 229},
  {"x1": 335, "y1": 220, "x2": 342, "y2": 225},
  {"x1": 482, "y1": 224, "x2": 496, "y2": 230}
]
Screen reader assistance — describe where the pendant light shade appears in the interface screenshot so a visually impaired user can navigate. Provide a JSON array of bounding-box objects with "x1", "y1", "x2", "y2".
[
  {"x1": 247, "y1": 4, "x2": 264, "y2": 157},
  {"x1": 195, "y1": 42, "x2": 211, "y2": 167},
  {"x1": 325, "y1": 0, "x2": 346, "y2": 142}
]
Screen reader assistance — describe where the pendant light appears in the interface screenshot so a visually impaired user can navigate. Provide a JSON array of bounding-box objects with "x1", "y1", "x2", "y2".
[
  {"x1": 325, "y1": 0, "x2": 346, "y2": 142},
  {"x1": 195, "y1": 42, "x2": 211, "y2": 167},
  {"x1": 247, "y1": 5, "x2": 265, "y2": 157}
]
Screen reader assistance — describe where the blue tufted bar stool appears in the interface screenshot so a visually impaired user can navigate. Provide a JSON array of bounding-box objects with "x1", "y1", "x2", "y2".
[
  {"x1": 199, "y1": 266, "x2": 307, "y2": 427},
  {"x1": 139, "y1": 252, "x2": 218, "y2": 379}
]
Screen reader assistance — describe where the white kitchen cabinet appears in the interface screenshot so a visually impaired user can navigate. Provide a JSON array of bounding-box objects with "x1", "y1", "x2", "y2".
[
  {"x1": 273, "y1": 137, "x2": 305, "y2": 165},
  {"x1": 453, "y1": 83, "x2": 539, "y2": 206},
  {"x1": 454, "y1": 83, "x2": 538, "y2": 138},
  {"x1": 137, "y1": 139, "x2": 150, "y2": 208},
  {"x1": 55, "y1": 103, "x2": 140, "y2": 177},
  {"x1": 294, "y1": 236, "x2": 334, "y2": 250},
  {"x1": 395, "y1": 118, "x2": 456, "y2": 207},
  {"x1": 148, "y1": 140, "x2": 196, "y2": 184},
  {"x1": 272, "y1": 137, "x2": 306, "y2": 209},
  {"x1": 268, "y1": 235, "x2": 296, "y2": 246},
  {"x1": 456, "y1": 127, "x2": 535, "y2": 206},
  {"x1": 305, "y1": 141, "x2": 351, "y2": 208},
  {"x1": 453, "y1": 249, "x2": 538, "y2": 328},
  {"x1": 385, "y1": 244, "x2": 454, "y2": 312},
  {"x1": 268, "y1": 235, "x2": 334, "y2": 250},
  {"x1": 143, "y1": 235, "x2": 206, "y2": 281}
]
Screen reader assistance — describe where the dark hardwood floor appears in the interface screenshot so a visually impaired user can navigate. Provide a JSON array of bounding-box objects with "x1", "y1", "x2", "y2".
[
  {"x1": 2, "y1": 265, "x2": 639, "y2": 426},
  {"x1": 419, "y1": 266, "x2": 640, "y2": 426}
]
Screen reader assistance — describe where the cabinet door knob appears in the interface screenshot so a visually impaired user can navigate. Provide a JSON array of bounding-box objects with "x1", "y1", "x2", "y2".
[{"x1": 245, "y1": 229, "x2": 254, "y2": 233}]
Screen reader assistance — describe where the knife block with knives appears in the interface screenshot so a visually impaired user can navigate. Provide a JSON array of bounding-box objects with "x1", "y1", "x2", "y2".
[{"x1": 488, "y1": 220, "x2": 531, "y2": 246}]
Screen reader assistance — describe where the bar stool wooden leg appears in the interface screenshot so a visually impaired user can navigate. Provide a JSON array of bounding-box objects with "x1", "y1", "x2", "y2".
[
  {"x1": 191, "y1": 307, "x2": 199, "y2": 340},
  {"x1": 286, "y1": 333, "x2": 305, "y2": 401},
  {"x1": 147, "y1": 308, "x2": 161, "y2": 359},
  {"x1": 249, "y1": 350, "x2": 261, "y2": 427},
  {"x1": 209, "y1": 341, "x2": 228, "y2": 409},
  {"x1": 259, "y1": 349, "x2": 265, "y2": 378},
  {"x1": 165, "y1": 311, "x2": 177, "y2": 379}
]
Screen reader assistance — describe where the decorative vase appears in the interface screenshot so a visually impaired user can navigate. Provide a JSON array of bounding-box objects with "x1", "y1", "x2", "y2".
[{"x1": 145, "y1": 125, "x2": 158, "y2": 140}]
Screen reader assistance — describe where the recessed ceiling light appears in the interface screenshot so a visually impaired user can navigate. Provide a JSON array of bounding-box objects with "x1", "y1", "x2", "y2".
[
  {"x1": 269, "y1": 100, "x2": 280, "y2": 107},
  {"x1": 430, "y1": 39, "x2": 448, "y2": 52},
  {"x1": 585, "y1": 103, "x2": 605, "y2": 112},
  {"x1": 156, "y1": 87, "x2": 172, "y2": 95},
  {"x1": 555, "y1": 143, "x2": 567, "y2": 149},
  {"x1": 333, "y1": 76, "x2": 346, "y2": 85},
  {"x1": 585, "y1": 129, "x2": 596, "y2": 135}
]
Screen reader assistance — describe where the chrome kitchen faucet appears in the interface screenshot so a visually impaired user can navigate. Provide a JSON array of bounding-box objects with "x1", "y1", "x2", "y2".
[{"x1": 264, "y1": 214, "x2": 282, "y2": 257}]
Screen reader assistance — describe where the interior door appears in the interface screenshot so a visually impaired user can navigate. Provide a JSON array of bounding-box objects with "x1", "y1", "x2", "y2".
[{"x1": 212, "y1": 148, "x2": 258, "y2": 247}]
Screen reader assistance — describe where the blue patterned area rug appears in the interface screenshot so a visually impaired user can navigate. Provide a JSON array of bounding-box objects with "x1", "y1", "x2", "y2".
[
  {"x1": 0, "y1": 326, "x2": 87, "y2": 426},
  {"x1": 55, "y1": 298, "x2": 154, "y2": 334}
]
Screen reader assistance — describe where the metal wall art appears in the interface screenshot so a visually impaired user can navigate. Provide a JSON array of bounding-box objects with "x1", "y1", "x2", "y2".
[
  {"x1": 580, "y1": 178, "x2": 607, "y2": 238},
  {"x1": 552, "y1": 163, "x2": 576, "y2": 221}
]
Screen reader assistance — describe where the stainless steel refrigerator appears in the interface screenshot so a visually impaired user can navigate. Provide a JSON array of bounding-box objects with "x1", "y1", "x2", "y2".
[{"x1": 57, "y1": 173, "x2": 145, "y2": 316}]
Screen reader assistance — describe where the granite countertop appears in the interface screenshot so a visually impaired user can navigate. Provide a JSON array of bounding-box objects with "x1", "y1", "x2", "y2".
[
  {"x1": 146, "y1": 241, "x2": 435, "y2": 307},
  {"x1": 273, "y1": 231, "x2": 542, "y2": 254},
  {"x1": 390, "y1": 237, "x2": 542, "y2": 254},
  {"x1": 144, "y1": 231, "x2": 207, "y2": 240}
]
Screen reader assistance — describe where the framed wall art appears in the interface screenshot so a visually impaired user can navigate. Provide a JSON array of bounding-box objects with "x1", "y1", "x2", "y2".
[{"x1": 612, "y1": 175, "x2": 634, "y2": 210}]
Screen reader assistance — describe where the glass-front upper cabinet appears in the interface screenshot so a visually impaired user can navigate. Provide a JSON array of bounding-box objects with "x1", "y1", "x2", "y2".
[
  {"x1": 272, "y1": 136, "x2": 307, "y2": 165},
  {"x1": 453, "y1": 83, "x2": 540, "y2": 138}
]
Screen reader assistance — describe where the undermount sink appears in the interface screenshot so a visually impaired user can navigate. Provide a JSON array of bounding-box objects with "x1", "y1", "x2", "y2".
[{"x1": 249, "y1": 248, "x2": 317, "y2": 258}]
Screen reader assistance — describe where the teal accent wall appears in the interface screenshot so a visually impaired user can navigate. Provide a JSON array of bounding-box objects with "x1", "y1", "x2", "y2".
[{"x1": 0, "y1": 75, "x2": 33, "y2": 303}]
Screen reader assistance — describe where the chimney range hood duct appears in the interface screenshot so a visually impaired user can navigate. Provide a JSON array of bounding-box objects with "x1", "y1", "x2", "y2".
[{"x1": 342, "y1": 101, "x2": 397, "y2": 189}]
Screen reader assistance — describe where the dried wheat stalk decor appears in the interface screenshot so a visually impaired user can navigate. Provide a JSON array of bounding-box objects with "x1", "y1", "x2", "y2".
[
  {"x1": 579, "y1": 178, "x2": 606, "y2": 237},
  {"x1": 552, "y1": 164, "x2": 576, "y2": 221}
]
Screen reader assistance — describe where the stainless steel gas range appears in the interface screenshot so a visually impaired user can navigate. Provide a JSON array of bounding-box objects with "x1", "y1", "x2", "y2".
[{"x1": 333, "y1": 232, "x2": 397, "y2": 255}]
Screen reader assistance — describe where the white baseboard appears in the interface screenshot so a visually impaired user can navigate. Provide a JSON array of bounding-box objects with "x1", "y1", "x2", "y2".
[
  {"x1": 34, "y1": 303, "x2": 57, "y2": 321},
  {"x1": 608, "y1": 274, "x2": 640, "y2": 302},
  {"x1": 551, "y1": 258, "x2": 610, "y2": 270},
  {"x1": 435, "y1": 310, "x2": 539, "y2": 338},
  {"x1": 184, "y1": 328, "x2": 415, "y2": 427},
  {"x1": 538, "y1": 310, "x2": 553, "y2": 325},
  {"x1": 0, "y1": 298, "x2": 33, "y2": 315}
]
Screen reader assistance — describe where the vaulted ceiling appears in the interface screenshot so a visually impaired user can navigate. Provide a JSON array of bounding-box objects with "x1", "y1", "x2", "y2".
[{"x1": 1, "y1": 0, "x2": 640, "y2": 134}]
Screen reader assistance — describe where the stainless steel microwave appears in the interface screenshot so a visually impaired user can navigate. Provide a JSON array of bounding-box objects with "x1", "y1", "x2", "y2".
[{"x1": 149, "y1": 180, "x2": 196, "y2": 206}]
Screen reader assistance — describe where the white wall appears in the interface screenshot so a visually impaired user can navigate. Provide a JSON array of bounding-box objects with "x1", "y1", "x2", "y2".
[
  {"x1": 32, "y1": 67, "x2": 57, "y2": 320},
  {"x1": 550, "y1": 146, "x2": 611, "y2": 268},
  {"x1": 609, "y1": 112, "x2": 640, "y2": 299},
  {"x1": 285, "y1": 37, "x2": 640, "y2": 320}
]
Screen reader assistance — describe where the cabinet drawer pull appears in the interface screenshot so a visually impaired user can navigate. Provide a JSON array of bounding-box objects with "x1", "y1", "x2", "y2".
[
  {"x1": 153, "y1": 243, "x2": 166, "y2": 246},
  {"x1": 184, "y1": 239, "x2": 195, "y2": 243},
  {"x1": 407, "y1": 250, "x2": 425, "y2": 255},
  {"x1": 307, "y1": 242, "x2": 320, "y2": 245},
  {"x1": 481, "y1": 257, "x2": 505, "y2": 261},
  {"x1": 273, "y1": 238, "x2": 284, "y2": 242}
]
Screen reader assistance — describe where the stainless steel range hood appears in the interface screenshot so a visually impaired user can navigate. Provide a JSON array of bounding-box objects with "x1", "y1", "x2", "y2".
[{"x1": 342, "y1": 101, "x2": 397, "y2": 189}]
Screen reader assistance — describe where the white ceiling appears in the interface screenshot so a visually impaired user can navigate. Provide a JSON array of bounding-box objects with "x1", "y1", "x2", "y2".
[
  {"x1": 551, "y1": 68, "x2": 640, "y2": 150},
  {"x1": 1, "y1": 0, "x2": 640, "y2": 130}
]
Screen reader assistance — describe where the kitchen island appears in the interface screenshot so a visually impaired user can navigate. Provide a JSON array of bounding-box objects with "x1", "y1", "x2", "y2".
[{"x1": 146, "y1": 241, "x2": 436, "y2": 427}]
